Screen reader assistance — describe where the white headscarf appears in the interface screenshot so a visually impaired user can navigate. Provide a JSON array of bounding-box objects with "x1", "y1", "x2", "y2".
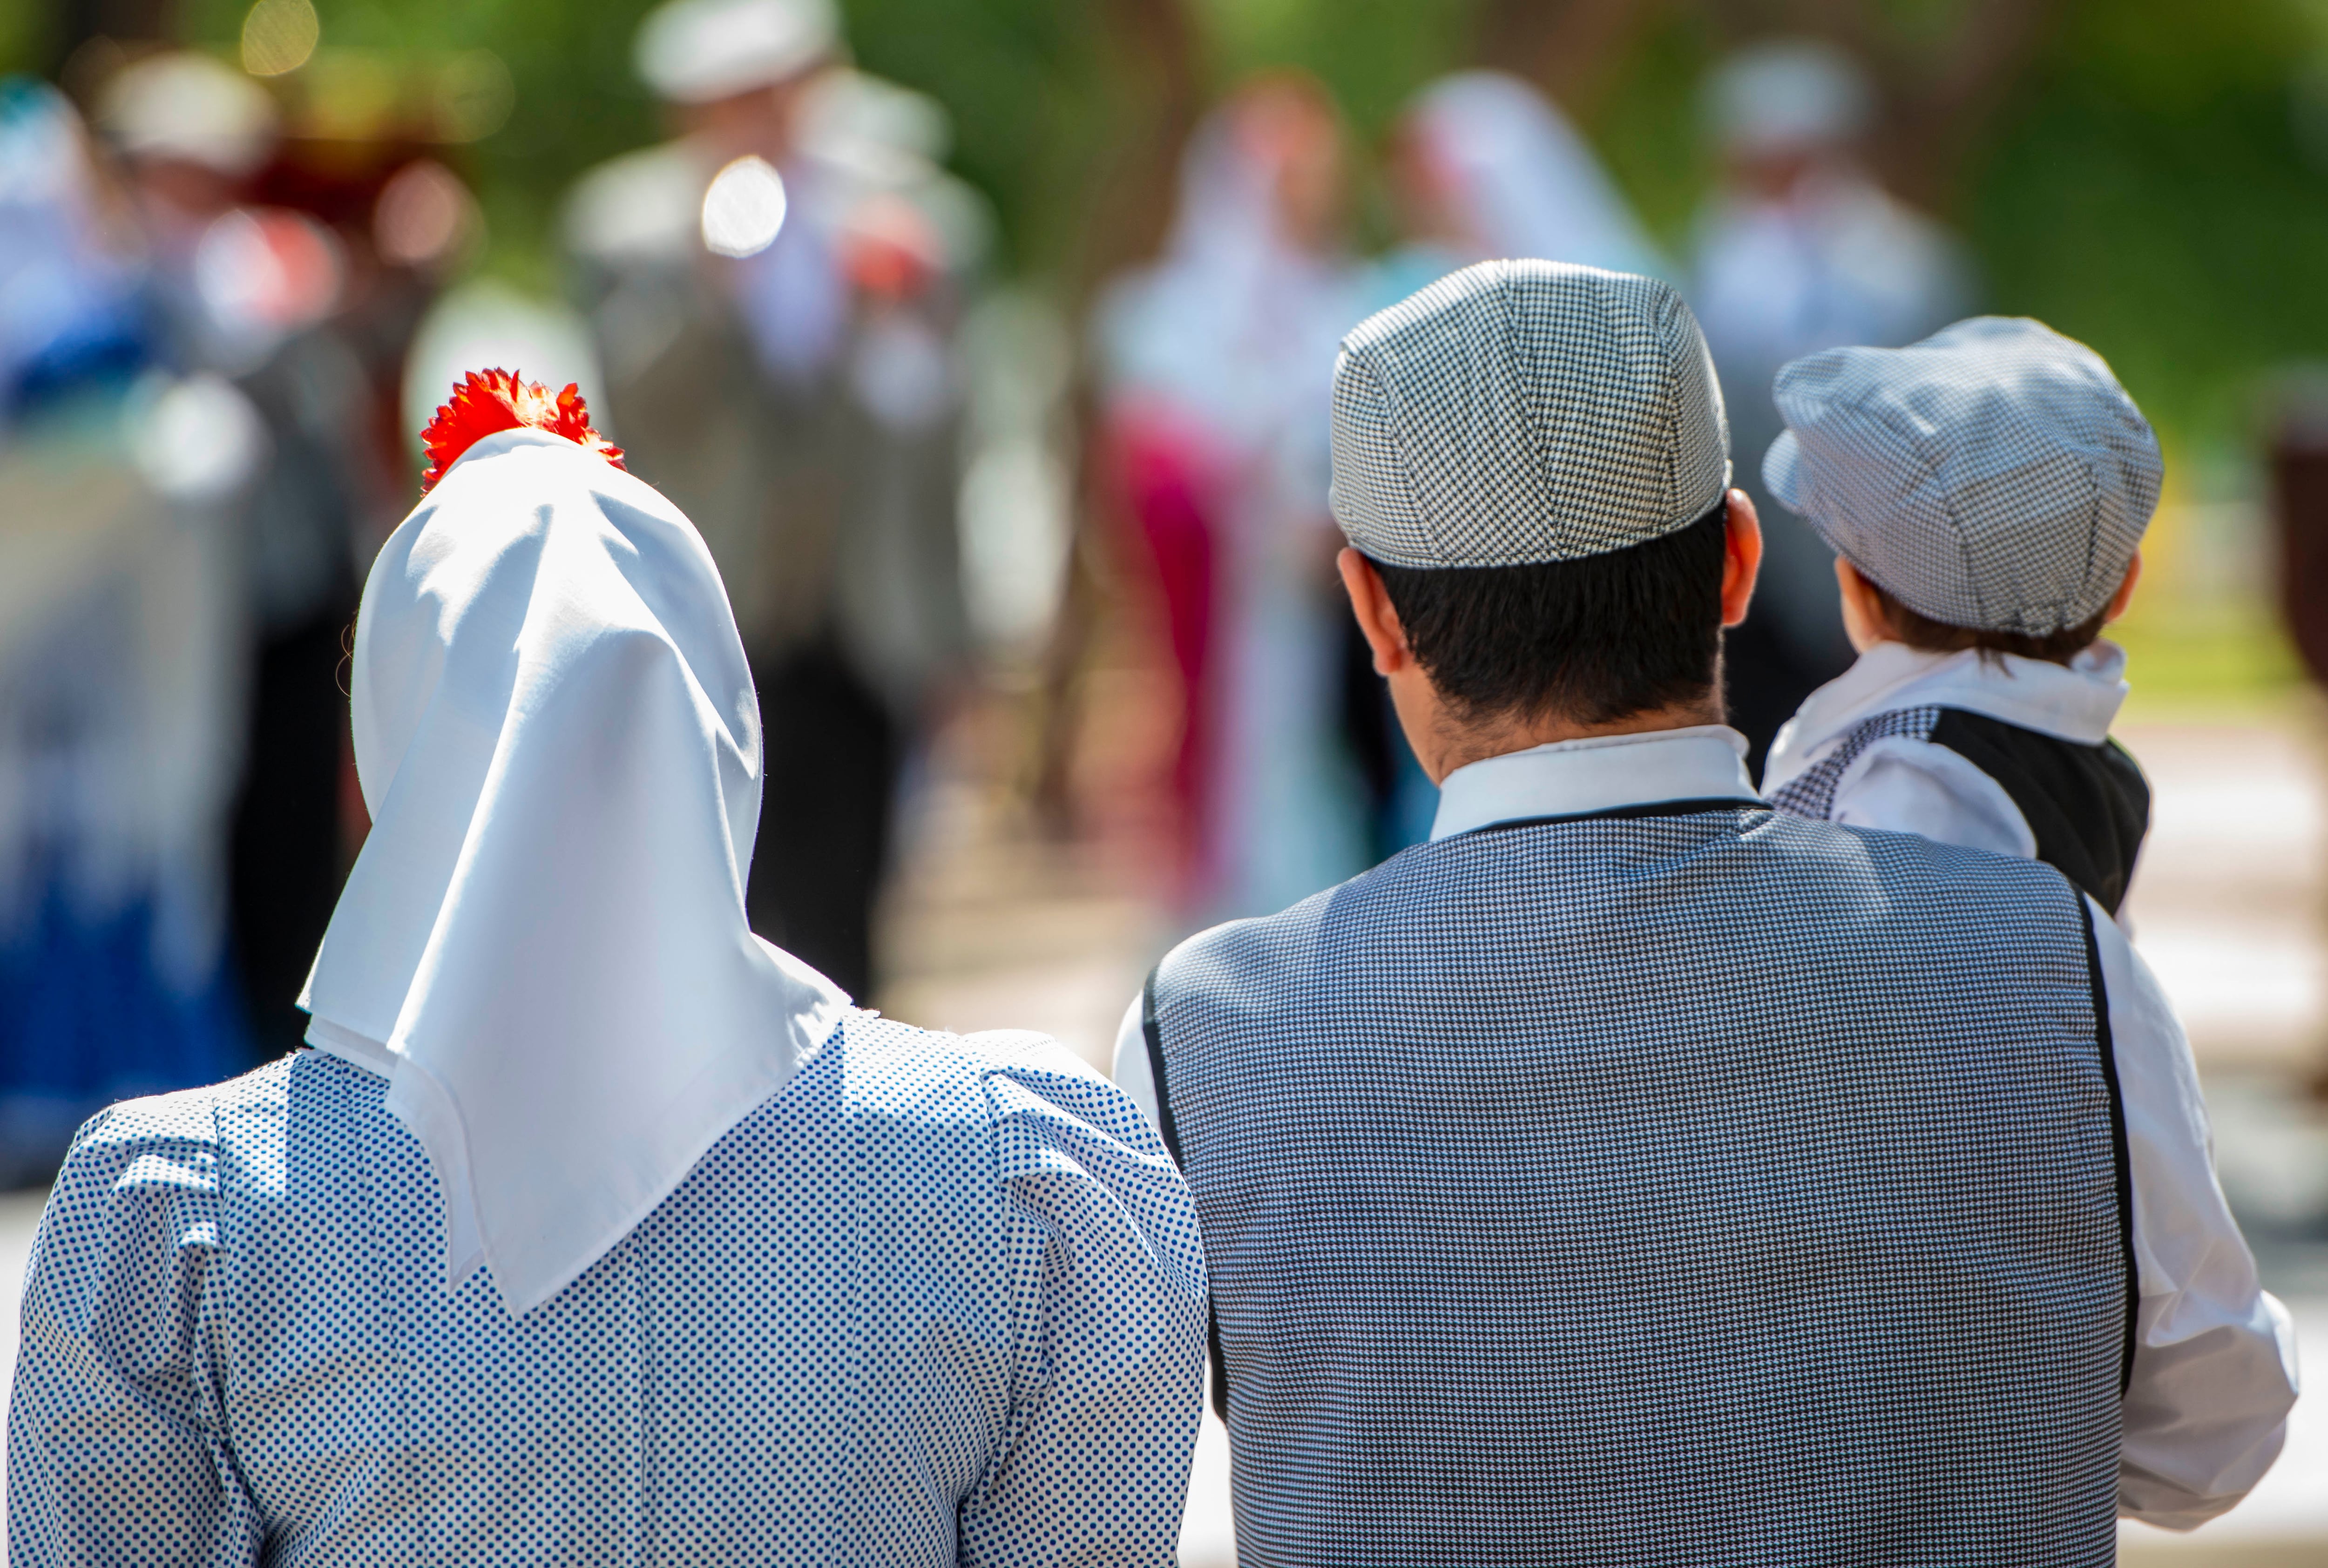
[
  {"x1": 1405, "y1": 71, "x2": 1666, "y2": 280},
  {"x1": 300, "y1": 426, "x2": 846, "y2": 1315},
  {"x1": 1094, "y1": 91, "x2": 1359, "y2": 453}
]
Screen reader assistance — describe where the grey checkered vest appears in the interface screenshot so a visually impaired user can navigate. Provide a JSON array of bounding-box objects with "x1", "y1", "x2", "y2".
[{"x1": 1144, "y1": 803, "x2": 2132, "y2": 1568}]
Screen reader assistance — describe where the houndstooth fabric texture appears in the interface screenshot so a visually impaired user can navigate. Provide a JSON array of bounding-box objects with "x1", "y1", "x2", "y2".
[
  {"x1": 1766, "y1": 705, "x2": 1943, "y2": 821},
  {"x1": 1764, "y1": 316, "x2": 2161, "y2": 635},
  {"x1": 7, "y1": 1014, "x2": 1207, "y2": 1568},
  {"x1": 1150, "y1": 806, "x2": 2126, "y2": 1567},
  {"x1": 1329, "y1": 260, "x2": 1732, "y2": 568}
]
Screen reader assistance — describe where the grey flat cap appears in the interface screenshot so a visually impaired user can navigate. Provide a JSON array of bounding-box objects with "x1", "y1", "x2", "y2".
[
  {"x1": 1764, "y1": 316, "x2": 2160, "y2": 636},
  {"x1": 1330, "y1": 260, "x2": 1732, "y2": 569}
]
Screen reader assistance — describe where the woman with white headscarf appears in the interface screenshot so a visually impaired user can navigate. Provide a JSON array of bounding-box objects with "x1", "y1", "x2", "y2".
[
  {"x1": 1374, "y1": 70, "x2": 1667, "y2": 308},
  {"x1": 1095, "y1": 74, "x2": 1374, "y2": 921},
  {"x1": 8, "y1": 373, "x2": 1205, "y2": 1565}
]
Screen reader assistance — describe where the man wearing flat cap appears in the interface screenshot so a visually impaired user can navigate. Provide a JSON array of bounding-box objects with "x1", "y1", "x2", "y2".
[{"x1": 1114, "y1": 261, "x2": 2292, "y2": 1564}]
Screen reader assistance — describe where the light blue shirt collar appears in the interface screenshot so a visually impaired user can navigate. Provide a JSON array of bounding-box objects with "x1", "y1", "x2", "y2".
[{"x1": 1428, "y1": 725, "x2": 1759, "y2": 842}]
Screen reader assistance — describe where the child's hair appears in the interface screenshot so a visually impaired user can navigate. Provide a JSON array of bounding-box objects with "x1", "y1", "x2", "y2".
[{"x1": 1863, "y1": 576, "x2": 2110, "y2": 666}]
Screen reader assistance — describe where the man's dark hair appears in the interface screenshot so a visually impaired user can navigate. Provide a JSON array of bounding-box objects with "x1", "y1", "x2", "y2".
[
  {"x1": 1373, "y1": 498, "x2": 1728, "y2": 727},
  {"x1": 1861, "y1": 576, "x2": 2109, "y2": 667}
]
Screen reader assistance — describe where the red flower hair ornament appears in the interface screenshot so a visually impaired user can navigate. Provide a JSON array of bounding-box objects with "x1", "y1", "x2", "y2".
[{"x1": 419, "y1": 369, "x2": 625, "y2": 494}]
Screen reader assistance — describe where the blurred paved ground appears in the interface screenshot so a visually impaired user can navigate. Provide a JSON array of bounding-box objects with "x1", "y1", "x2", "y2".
[
  {"x1": 2112, "y1": 715, "x2": 2328, "y2": 1565},
  {"x1": 0, "y1": 706, "x2": 2322, "y2": 1562}
]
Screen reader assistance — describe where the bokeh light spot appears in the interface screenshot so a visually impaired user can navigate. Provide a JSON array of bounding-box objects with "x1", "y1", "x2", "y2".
[
  {"x1": 432, "y1": 51, "x2": 515, "y2": 143},
  {"x1": 240, "y1": 0, "x2": 319, "y2": 78},
  {"x1": 375, "y1": 160, "x2": 481, "y2": 270},
  {"x1": 700, "y1": 155, "x2": 787, "y2": 259}
]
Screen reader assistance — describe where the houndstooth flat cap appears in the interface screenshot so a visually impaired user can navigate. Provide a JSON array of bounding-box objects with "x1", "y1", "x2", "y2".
[
  {"x1": 1764, "y1": 316, "x2": 2161, "y2": 636},
  {"x1": 1330, "y1": 260, "x2": 1732, "y2": 568}
]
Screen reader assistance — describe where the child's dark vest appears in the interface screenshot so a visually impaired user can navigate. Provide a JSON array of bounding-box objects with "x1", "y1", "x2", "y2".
[
  {"x1": 1767, "y1": 705, "x2": 2149, "y2": 914},
  {"x1": 1144, "y1": 804, "x2": 2133, "y2": 1568}
]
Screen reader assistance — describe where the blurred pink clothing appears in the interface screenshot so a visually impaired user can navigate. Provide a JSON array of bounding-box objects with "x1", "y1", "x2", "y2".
[
  {"x1": 1108, "y1": 401, "x2": 1222, "y2": 902},
  {"x1": 1095, "y1": 93, "x2": 1369, "y2": 919}
]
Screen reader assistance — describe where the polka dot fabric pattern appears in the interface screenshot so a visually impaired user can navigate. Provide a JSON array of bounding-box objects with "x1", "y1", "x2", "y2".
[
  {"x1": 1765, "y1": 705, "x2": 1943, "y2": 822},
  {"x1": 1150, "y1": 807, "x2": 2127, "y2": 1567},
  {"x1": 1328, "y1": 259, "x2": 1732, "y2": 569},
  {"x1": 7, "y1": 1014, "x2": 1207, "y2": 1567},
  {"x1": 1763, "y1": 316, "x2": 2161, "y2": 636}
]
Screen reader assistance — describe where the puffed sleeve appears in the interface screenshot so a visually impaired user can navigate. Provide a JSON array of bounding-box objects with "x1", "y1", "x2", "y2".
[
  {"x1": 7, "y1": 1095, "x2": 261, "y2": 1568},
  {"x1": 958, "y1": 1033, "x2": 1208, "y2": 1568}
]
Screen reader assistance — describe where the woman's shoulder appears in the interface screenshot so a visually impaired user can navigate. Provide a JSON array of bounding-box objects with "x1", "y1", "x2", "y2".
[
  {"x1": 841, "y1": 1013, "x2": 1130, "y2": 1129},
  {"x1": 61, "y1": 1055, "x2": 291, "y2": 1178},
  {"x1": 54, "y1": 1051, "x2": 383, "y2": 1212},
  {"x1": 842, "y1": 1011, "x2": 1188, "y2": 1222},
  {"x1": 29, "y1": 1058, "x2": 312, "y2": 1331},
  {"x1": 835, "y1": 1012, "x2": 1202, "y2": 1298}
]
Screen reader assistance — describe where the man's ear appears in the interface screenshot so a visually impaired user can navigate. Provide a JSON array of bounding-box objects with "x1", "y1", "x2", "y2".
[
  {"x1": 1719, "y1": 488, "x2": 1763, "y2": 629},
  {"x1": 1338, "y1": 547, "x2": 1414, "y2": 676}
]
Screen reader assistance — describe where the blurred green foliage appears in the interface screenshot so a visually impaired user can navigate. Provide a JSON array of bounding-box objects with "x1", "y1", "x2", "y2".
[
  {"x1": 2109, "y1": 597, "x2": 2306, "y2": 709},
  {"x1": 1193, "y1": 0, "x2": 1470, "y2": 130},
  {"x1": 836, "y1": 0, "x2": 1115, "y2": 281},
  {"x1": 1577, "y1": 11, "x2": 1723, "y2": 249},
  {"x1": 171, "y1": 0, "x2": 670, "y2": 284},
  {"x1": 1969, "y1": 0, "x2": 2328, "y2": 456},
  {"x1": 0, "y1": 0, "x2": 48, "y2": 76},
  {"x1": 23, "y1": 0, "x2": 2328, "y2": 459}
]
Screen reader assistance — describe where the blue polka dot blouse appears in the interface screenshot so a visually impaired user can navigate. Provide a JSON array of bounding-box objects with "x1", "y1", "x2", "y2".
[{"x1": 7, "y1": 1012, "x2": 1210, "y2": 1566}]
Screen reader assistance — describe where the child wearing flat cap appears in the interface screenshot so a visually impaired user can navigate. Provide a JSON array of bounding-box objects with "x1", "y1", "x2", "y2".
[{"x1": 1760, "y1": 316, "x2": 2158, "y2": 916}]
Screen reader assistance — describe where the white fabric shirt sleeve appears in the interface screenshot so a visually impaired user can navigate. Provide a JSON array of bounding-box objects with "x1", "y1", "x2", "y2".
[
  {"x1": 1828, "y1": 735, "x2": 2037, "y2": 859},
  {"x1": 2091, "y1": 897, "x2": 2301, "y2": 1527},
  {"x1": 1112, "y1": 991, "x2": 1162, "y2": 1133}
]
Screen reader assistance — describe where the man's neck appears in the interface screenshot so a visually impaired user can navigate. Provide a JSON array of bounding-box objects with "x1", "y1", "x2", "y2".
[{"x1": 1419, "y1": 698, "x2": 1727, "y2": 784}]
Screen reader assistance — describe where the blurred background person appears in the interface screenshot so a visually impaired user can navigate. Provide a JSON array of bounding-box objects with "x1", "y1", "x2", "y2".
[
  {"x1": 1374, "y1": 69, "x2": 1667, "y2": 306},
  {"x1": 96, "y1": 48, "x2": 410, "y2": 1060},
  {"x1": 1689, "y1": 39, "x2": 1971, "y2": 775},
  {"x1": 223, "y1": 100, "x2": 493, "y2": 1055},
  {"x1": 565, "y1": 0, "x2": 975, "y2": 1002},
  {"x1": 0, "y1": 76, "x2": 254, "y2": 1183},
  {"x1": 1092, "y1": 73, "x2": 1372, "y2": 921},
  {"x1": 0, "y1": 78, "x2": 143, "y2": 417}
]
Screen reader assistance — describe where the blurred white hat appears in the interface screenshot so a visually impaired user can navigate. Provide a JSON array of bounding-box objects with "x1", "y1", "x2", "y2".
[
  {"x1": 97, "y1": 51, "x2": 279, "y2": 178},
  {"x1": 1705, "y1": 39, "x2": 1872, "y2": 156},
  {"x1": 796, "y1": 68, "x2": 948, "y2": 168},
  {"x1": 636, "y1": 0, "x2": 840, "y2": 105}
]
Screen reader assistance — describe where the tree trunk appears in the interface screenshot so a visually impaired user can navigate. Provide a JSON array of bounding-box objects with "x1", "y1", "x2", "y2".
[
  {"x1": 1473, "y1": 0, "x2": 1673, "y2": 119},
  {"x1": 1036, "y1": 0, "x2": 1204, "y2": 834},
  {"x1": 1067, "y1": 0, "x2": 1205, "y2": 304}
]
